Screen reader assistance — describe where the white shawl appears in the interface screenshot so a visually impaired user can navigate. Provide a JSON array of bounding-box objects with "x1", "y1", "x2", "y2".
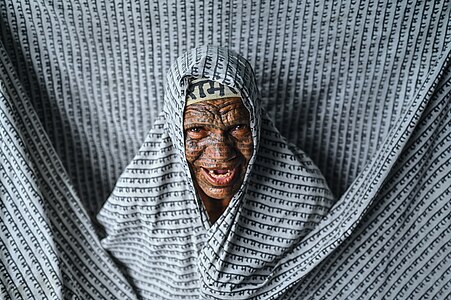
[{"x1": 98, "y1": 46, "x2": 334, "y2": 299}]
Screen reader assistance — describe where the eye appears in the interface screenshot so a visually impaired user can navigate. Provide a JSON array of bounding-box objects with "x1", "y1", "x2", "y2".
[
  {"x1": 229, "y1": 124, "x2": 251, "y2": 138},
  {"x1": 188, "y1": 127, "x2": 203, "y2": 133},
  {"x1": 185, "y1": 126, "x2": 207, "y2": 139},
  {"x1": 231, "y1": 124, "x2": 249, "y2": 131}
]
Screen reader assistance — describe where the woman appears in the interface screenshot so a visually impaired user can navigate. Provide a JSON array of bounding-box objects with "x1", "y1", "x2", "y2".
[{"x1": 98, "y1": 46, "x2": 334, "y2": 299}]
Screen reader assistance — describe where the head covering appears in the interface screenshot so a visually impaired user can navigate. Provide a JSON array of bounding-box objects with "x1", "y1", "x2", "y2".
[
  {"x1": 98, "y1": 46, "x2": 334, "y2": 299},
  {"x1": 186, "y1": 79, "x2": 241, "y2": 105}
]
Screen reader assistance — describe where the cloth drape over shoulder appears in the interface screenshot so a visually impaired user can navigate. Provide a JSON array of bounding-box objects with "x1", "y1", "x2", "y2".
[{"x1": 98, "y1": 46, "x2": 335, "y2": 299}]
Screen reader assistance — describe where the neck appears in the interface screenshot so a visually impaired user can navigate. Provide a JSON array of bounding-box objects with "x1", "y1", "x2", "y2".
[{"x1": 199, "y1": 194, "x2": 231, "y2": 224}]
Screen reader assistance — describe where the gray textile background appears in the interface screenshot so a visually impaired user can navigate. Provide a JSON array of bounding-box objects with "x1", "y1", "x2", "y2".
[
  {"x1": 0, "y1": 0, "x2": 450, "y2": 299},
  {"x1": 2, "y1": 0, "x2": 449, "y2": 216}
]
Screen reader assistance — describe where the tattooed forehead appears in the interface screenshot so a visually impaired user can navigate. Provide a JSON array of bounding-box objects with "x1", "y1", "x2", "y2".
[{"x1": 184, "y1": 98, "x2": 250, "y2": 125}]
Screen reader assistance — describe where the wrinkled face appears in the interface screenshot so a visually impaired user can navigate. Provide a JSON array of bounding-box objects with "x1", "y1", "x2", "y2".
[{"x1": 184, "y1": 97, "x2": 253, "y2": 202}]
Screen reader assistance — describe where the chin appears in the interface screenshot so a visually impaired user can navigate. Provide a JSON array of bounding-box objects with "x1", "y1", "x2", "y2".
[{"x1": 203, "y1": 186, "x2": 237, "y2": 201}]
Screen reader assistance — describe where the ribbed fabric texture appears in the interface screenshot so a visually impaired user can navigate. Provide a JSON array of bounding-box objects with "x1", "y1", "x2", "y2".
[
  {"x1": 0, "y1": 45, "x2": 137, "y2": 299},
  {"x1": 1, "y1": 1, "x2": 450, "y2": 299}
]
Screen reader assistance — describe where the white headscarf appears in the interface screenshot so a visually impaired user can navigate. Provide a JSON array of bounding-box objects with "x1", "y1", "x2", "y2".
[{"x1": 98, "y1": 46, "x2": 334, "y2": 299}]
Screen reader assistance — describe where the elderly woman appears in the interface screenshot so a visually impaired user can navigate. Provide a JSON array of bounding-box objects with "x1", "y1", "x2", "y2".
[
  {"x1": 98, "y1": 46, "x2": 334, "y2": 299},
  {"x1": 183, "y1": 79, "x2": 253, "y2": 223}
]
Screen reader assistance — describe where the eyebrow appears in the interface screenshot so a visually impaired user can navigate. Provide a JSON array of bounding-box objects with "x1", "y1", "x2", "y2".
[
  {"x1": 183, "y1": 108, "x2": 215, "y2": 129},
  {"x1": 219, "y1": 105, "x2": 250, "y2": 121}
]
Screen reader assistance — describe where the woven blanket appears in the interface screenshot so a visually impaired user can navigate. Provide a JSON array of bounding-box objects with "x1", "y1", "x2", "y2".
[{"x1": 0, "y1": 1, "x2": 450, "y2": 299}]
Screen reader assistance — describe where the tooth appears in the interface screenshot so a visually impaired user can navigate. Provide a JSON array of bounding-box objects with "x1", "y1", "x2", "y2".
[{"x1": 207, "y1": 169, "x2": 233, "y2": 178}]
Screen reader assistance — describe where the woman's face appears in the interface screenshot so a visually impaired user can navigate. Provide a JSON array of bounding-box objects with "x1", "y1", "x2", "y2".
[{"x1": 183, "y1": 97, "x2": 253, "y2": 202}]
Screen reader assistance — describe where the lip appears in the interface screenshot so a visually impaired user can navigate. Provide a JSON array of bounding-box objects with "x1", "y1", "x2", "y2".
[{"x1": 201, "y1": 166, "x2": 238, "y2": 186}]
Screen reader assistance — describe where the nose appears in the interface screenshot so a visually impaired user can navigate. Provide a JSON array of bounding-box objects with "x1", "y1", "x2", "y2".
[{"x1": 205, "y1": 130, "x2": 236, "y2": 160}]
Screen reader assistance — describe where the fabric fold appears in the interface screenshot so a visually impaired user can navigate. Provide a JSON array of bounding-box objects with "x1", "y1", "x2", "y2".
[
  {"x1": 198, "y1": 48, "x2": 451, "y2": 299},
  {"x1": 0, "y1": 42, "x2": 137, "y2": 300}
]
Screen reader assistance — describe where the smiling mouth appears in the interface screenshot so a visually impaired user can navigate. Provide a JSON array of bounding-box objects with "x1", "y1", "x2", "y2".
[{"x1": 202, "y1": 167, "x2": 238, "y2": 186}]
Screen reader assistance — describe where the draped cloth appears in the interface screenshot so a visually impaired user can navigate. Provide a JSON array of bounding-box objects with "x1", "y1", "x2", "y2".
[
  {"x1": 98, "y1": 46, "x2": 335, "y2": 299},
  {"x1": 1, "y1": 1, "x2": 450, "y2": 299},
  {"x1": 0, "y1": 34, "x2": 138, "y2": 300}
]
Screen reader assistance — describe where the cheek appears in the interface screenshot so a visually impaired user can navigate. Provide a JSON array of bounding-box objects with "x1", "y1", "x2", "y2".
[
  {"x1": 185, "y1": 139, "x2": 204, "y2": 164},
  {"x1": 237, "y1": 137, "x2": 254, "y2": 161}
]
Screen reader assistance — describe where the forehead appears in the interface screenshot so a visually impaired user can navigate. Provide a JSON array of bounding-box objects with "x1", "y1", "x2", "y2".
[{"x1": 184, "y1": 97, "x2": 249, "y2": 120}]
